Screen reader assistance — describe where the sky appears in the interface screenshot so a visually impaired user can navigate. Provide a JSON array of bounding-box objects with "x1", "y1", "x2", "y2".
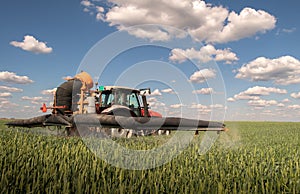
[{"x1": 0, "y1": 0, "x2": 300, "y2": 121}]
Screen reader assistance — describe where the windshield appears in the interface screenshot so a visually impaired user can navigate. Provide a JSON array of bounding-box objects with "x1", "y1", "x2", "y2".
[{"x1": 100, "y1": 89, "x2": 141, "y2": 109}]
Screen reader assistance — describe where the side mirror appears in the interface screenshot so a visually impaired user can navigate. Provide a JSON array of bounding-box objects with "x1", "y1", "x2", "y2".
[{"x1": 139, "y1": 88, "x2": 151, "y2": 95}]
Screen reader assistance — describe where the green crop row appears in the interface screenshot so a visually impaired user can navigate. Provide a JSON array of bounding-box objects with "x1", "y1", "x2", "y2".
[{"x1": 0, "y1": 121, "x2": 299, "y2": 193}]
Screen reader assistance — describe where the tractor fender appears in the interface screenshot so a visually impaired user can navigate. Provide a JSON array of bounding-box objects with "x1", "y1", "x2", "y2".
[{"x1": 148, "y1": 110, "x2": 162, "y2": 118}]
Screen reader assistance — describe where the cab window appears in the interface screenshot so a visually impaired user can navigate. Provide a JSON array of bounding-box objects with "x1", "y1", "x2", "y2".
[{"x1": 128, "y1": 93, "x2": 140, "y2": 109}]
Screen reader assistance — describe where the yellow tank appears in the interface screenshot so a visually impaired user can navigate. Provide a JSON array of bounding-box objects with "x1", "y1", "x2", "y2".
[{"x1": 74, "y1": 71, "x2": 93, "y2": 91}]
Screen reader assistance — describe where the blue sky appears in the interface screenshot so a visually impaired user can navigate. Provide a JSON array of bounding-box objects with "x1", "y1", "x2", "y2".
[{"x1": 0, "y1": 0, "x2": 300, "y2": 121}]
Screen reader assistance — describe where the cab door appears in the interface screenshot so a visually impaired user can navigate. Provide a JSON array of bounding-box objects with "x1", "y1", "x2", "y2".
[{"x1": 128, "y1": 92, "x2": 141, "y2": 116}]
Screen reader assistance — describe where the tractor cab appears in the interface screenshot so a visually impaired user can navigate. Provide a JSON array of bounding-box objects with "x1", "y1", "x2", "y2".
[{"x1": 96, "y1": 86, "x2": 143, "y2": 116}]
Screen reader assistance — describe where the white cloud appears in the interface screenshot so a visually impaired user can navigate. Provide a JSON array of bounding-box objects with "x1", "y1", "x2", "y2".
[
  {"x1": 190, "y1": 103, "x2": 212, "y2": 115},
  {"x1": 161, "y1": 88, "x2": 175, "y2": 94},
  {"x1": 190, "y1": 103, "x2": 208, "y2": 109},
  {"x1": 96, "y1": 12, "x2": 105, "y2": 21},
  {"x1": 0, "y1": 71, "x2": 34, "y2": 84},
  {"x1": 291, "y1": 92, "x2": 300, "y2": 99},
  {"x1": 277, "y1": 103, "x2": 285, "y2": 107},
  {"x1": 85, "y1": 0, "x2": 276, "y2": 43},
  {"x1": 83, "y1": 7, "x2": 90, "y2": 12},
  {"x1": 147, "y1": 97, "x2": 166, "y2": 111},
  {"x1": 234, "y1": 94, "x2": 260, "y2": 100},
  {"x1": 0, "y1": 100, "x2": 18, "y2": 109},
  {"x1": 22, "y1": 96, "x2": 47, "y2": 105},
  {"x1": 192, "y1": 87, "x2": 214, "y2": 95},
  {"x1": 169, "y1": 45, "x2": 238, "y2": 64},
  {"x1": 0, "y1": 86, "x2": 23, "y2": 92},
  {"x1": 227, "y1": 97, "x2": 235, "y2": 102},
  {"x1": 282, "y1": 28, "x2": 296, "y2": 33},
  {"x1": 41, "y1": 88, "x2": 57, "y2": 95},
  {"x1": 96, "y1": 6, "x2": 105, "y2": 13},
  {"x1": 248, "y1": 99, "x2": 278, "y2": 107},
  {"x1": 170, "y1": 104, "x2": 184, "y2": 109},
  {"x1": 190, "y1": 103, "x2": 224, "y2": 112},
  {"x1": 288, "y1": 105, "x2": 300, "y2": 109},
  {"x1": 147, "y1": 97, "x2": 157, "y2": 103},
  {"x1": 150, "y1": 89, "x2": 162, "y2": 96},
  {"x1": 0, "y1": 92, "x2": 12, "y2": 98},
  {"x1": 10, "y1": 35, "x2": 53, "y2": 54},
  {"x1": 125, "y1": 26, "x2": 178, "y2": 42},
  {"x1": 241, "y1": 86, "x2": 286, "y2": 96},
  {"x1": 277, "y1": 27, "x2": 296, "y2": 35},
  {"x1": 81, "y1": 0, "x2": 106, "y2": 21},
  {"x1": 0, "y1": 98, "x2": 7, "y2": 101},
  {"x1": 282, "y1": 98, "x2": 290, "y2": 103},
  {"x1": 62, "y1": 76, "x2": 73, "y2": 80},
  {"x1": 230, "y1": 86, "x2": 287, "y2": 101},
  {"x1": 236, "y1": 56, "x2": 300, "y2": 85},
  {"x1": 211, "y1": 7, "x2": 276, "y2": 43},
  {"x1": 189, "y1": 68, "x2": 216, "y2": 83},
  {"x1": 81, "y1": 0, "x2": 94, "y2": 7},
  {"x1": 209, "y1": 104, "x2": 223, "y2": 109},
  {"x1": 22, "y1": 96, "x2": 44, "y2": 101}
]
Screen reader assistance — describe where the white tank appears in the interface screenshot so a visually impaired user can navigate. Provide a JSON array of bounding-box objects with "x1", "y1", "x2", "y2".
[{"x1": 86, "y1": 96, "x2": 96, "y2": 113}]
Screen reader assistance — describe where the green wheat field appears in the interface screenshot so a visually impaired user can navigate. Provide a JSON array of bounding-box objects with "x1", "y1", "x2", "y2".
[{"x1": 0, "y1": 119, "x2": 299, "y2": 193}]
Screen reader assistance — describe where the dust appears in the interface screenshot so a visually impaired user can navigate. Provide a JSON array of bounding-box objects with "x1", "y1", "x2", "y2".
[{"x1": 218, "y1": 123, "x2": 242, "y2": 149}]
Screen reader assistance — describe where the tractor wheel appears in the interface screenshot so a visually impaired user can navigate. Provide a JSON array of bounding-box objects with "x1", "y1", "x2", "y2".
[{"x1": 111, "y1": 128, "x2": 135, "y2": 138}]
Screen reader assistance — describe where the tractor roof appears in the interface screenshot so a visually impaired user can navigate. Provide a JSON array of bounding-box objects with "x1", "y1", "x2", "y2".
[{"x1": 103, "y1": 86, "x2": 140, "y2": 93}]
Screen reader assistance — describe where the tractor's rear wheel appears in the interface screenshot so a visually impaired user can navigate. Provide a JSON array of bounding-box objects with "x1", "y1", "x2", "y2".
[{"x1": 111, "y1": 128, "x2": 134, "y2": 138}]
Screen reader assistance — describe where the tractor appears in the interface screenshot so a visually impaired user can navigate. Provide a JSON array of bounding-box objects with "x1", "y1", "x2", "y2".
[{"x1": 7, "y1": 71, "x2": 227, "y2": 137}]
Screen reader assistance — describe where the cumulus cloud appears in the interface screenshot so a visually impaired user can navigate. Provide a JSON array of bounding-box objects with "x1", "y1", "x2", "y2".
[
  {"x1": 0, "y1": 92, "x2": 12, "y2": 98},
  {"x1": 62, "y1": 76, "x2": 73, "y2": 80},
  {"x1": 190, "y1": 103, "x2": 225, "y2": 111},
  {"x1": 227, "y1": 97, "x2": 235, "y2": 102},
  {"x1": 0, "y1": 100, "x2": 18, "y2": 109},
  {"x1": 190, "y1": 103, "x2": 209, "y2": 110},
  {"x1": 282, "y1": 98, "x2": 290, "y2": 103},
  {"x1": 170, "y1": 104, "x2": 184, "y2": 109},
  {"x1": 169, "y1": 44, "x2": 238, "y2": 64},
  {"x1": 248, "y1": 99, "x2": 278, "y2": 107},
  {"x1": 81, "y1": 0, "x2": 94, "y2": 7},
  {"x1": 189, "y1": 68, "x2": 216, "y2": 83},
  {"x1": 236, "y1": 56, "x2": 300, "y2": 85},
  {"x1": 22, "y1": 96, "x2": 44, "y2": 101},
  {"x1": 209, "y1": 104, "x2": 224, "y2": 109},
  {"x1": 41, "y1": 88, "x2": 57, "y2": 95},
  {"x1": 10, "y1": 35, "x2": 53, "y2": 54},
  {"x1": 192, "y1": 87, "x2": 214, "y2": 95},
  {"x1": 277, "y1": 103, "x2": 285, "y2": 107},
  {"x1": 282, "y1": 28, "x2": 296, "y2": 33},
  {"x1": 0, "y1": 71, "x2": 33, "y2": 84},
  {"x1": 211, "y1": 7, "x2": 276, "y2": 43},
  {"x1": 147, "y1": 97, "x2": 166, "y2": 111},
  {"x1": 189, "y1": 103, "x2": 224, "y2": 115},
  {"x1": 288, "y1": 105, "x2": 300, "y2": 110},
  {"x1": 88, "y1": 0, "x2": 276, "y2": 43},
  {"x1": 276, "y1": 28, "x2": 296, "y2": 35},
  {"x1": 230, "y1": 86, "x2": 287, "y2": 101},
  {"x1": 291, "y1": 92, "x2": 300, "y2": 99},
  {"x1": 241, "y1": 86, "x2": 286, "y2": 96},
  {"x1": 80, "y1": 0, "x2": 105, "y2": 21},
  {"x1": 150, "y1": 89, "x2": 162, "y2": 96},
  {"x1": 22, "y1": 96, "x2": 46, "y2": 105},
  {"x1": 161, "y1": 88, "x2": 175, "y2": 94},
  {"x1": 0, "y1": 86, "x2": 23, "y2": 92}
]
